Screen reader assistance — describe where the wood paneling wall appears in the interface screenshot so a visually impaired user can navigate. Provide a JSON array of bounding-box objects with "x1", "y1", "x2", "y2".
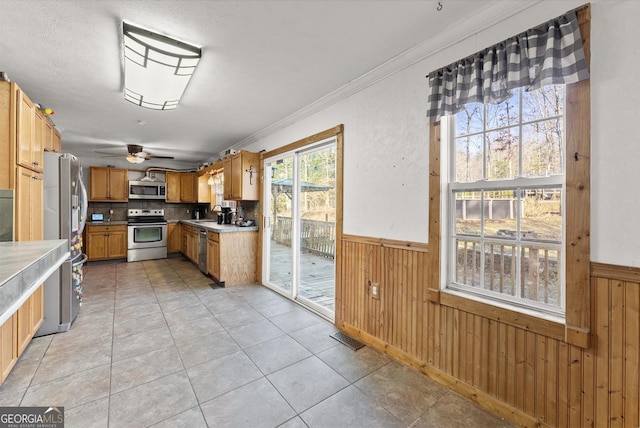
[{"x1": 337, "y1": 238, "x2": 640, "y2": 428}]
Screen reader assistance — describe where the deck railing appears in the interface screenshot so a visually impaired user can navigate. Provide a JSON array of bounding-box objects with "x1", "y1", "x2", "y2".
[
  {"x1": 456, "y1": 238, "x2": 561, "y2": 306},
  {"x1": 272, "y1": 216, "x2": 336, "y2": 259}
]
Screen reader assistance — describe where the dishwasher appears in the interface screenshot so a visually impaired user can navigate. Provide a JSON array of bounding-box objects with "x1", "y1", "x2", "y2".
[{"x1": 198, "y1": 228, "x2": 208, "y2": 274}]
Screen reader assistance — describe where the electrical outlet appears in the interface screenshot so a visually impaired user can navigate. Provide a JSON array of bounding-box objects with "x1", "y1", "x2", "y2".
[{"x1": 371, "y1": 282, "x2": 380, "y2": 299}]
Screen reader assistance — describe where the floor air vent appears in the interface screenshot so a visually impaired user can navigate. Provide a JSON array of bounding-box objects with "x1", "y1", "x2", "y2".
[{"x1": 330, "y1": 331, "x2": 365, "y2": 351}]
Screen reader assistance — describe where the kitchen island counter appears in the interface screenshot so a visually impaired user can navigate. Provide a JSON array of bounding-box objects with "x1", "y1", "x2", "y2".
[{"x1": 0, "y1": 239, "x2": 68, "y2": 325}]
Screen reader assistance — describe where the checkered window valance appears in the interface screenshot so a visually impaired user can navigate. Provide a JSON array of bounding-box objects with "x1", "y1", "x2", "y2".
[{"x1": 426, "y1": 9, "x2": 589, "y2": 123}]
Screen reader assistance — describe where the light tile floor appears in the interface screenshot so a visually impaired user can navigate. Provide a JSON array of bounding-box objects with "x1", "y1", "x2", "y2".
[{"x1": 0, "y1": 258, "x2": 515, "y2": 428}]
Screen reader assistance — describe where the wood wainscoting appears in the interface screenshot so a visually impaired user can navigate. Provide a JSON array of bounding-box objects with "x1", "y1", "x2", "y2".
[{"x1": 337, "y1": 235, "x2": 640, "y2": 428}]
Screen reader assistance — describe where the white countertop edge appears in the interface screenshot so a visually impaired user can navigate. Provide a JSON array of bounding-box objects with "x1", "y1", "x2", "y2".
[
  {"x1": 180, "y1": 220, "x2": 259, "y2": 232},
  {"x1": 0, "y1": 249, "x2": 69, "y2": 326}
]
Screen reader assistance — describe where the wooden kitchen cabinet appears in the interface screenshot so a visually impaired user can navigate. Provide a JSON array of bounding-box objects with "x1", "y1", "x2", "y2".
[
  {"x1": 16, "y1": 284, "x2": 44, "y2": 357},
  {"x1": 2, "y1": 283, "x2": 43, "y2": 382},
  {"x1": 166, "y1": 171, "x2": 198, "y2": 202},
  {"x1": 30, "y1": 284, "x2": 44, "y2": 335},
  {"x1": 15, "y1": 166, "x2": 43, "y2": 241},
  {"x1": 197, "y1": 172, "x2": 211, "y2": 203},
  {"x1": 207, "y1": 230, "x2": 257, "y2": 286},
  {"x1": 187, "y1": 225, "x2": 199, "y2": 262},
  {"x1": 0, "y1": 314, "x2": 17, "y2": 383},
  {"x1": 166, "y1": 171, "x2": 181, "y2": 202},
  {"x1": 167, "y1": 222, "x2": 182, "y2": 253},
  {"x1": 89, "y1": 166, "x2": 128, "y2": 202},
  {"x1": 42, "y1": 117, "x2": 61, "y2": 153},
  {"x1": 52, "y1": 129, "x2": 62, "y2": 152},
  {"x1": 180, "y1": 224, "x2": 196, "y2": 262},
  {"x1": 180, "y1": 172, "x2": 196, "y2": 202},
  {"x1": 16, "y1": 297, "x2": 31, "y2": 356},
  {"x1": 222, "y1": 151, "x2": 259, "y2": 201},
  {"x1": 207, "y1": 232, "x2": 220, "y2": 280},
  {"x1": 16, "y1": 87, "x2": 43, "y2": 173},
  {"x1": 85, "y1": 224, "x2": 127, "y2": 261}
]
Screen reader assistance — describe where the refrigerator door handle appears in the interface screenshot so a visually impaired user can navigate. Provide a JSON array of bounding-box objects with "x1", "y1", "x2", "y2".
[
  {"x1": 72, "y1": 253, "x2": 88, "y2": 266},
  {"x1": 78, "y1": 173, "x2": 88, "y2": 234}
]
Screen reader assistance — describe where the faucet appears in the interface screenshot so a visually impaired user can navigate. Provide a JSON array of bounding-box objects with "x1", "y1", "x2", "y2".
[{"x1": 211, "y1": 204, "x2": 222, "y2": 212}]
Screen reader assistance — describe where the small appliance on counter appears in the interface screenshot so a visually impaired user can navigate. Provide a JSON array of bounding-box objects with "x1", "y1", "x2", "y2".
[
  {"x1": 193, "y1": 206, "x2": 205, "y2": 220},
  {"x1": 221, "y1": 206, "x2": 233, "y2": 224}
]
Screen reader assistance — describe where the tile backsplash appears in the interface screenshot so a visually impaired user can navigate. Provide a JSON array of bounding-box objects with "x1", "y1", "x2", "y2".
[{"x1": 88, "y1": 200, "x2": 260, "y2": 222}]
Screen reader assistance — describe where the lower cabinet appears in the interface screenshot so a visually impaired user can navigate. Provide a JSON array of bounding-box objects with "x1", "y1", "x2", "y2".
[
  {"x1": 86, "y1": 224, "x2": 127, "y2": 261},
  {"x1": 0, "y1": 314, "x2": 17, "y2": 383},
  {"x1": 1, "y1": 284, "x2": 44, "y2": 384},
  {"x1": 181, "y1": 224, "x2": 199, "y2": 263},
  {"x1": 207, "y1": 231, "x2": 257, "y2": 286},
  {"x1": 167, "y1": 223, "x2": 181, "y2": 254},
  {"x1": 207, "y1": 232, "x2": 220, "y2": 280}
]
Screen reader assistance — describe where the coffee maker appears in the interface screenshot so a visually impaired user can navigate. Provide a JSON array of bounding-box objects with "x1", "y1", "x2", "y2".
[
  {"x1": 193, "y1": 206, "x2": 204, "y2": 220},
  {"x1": 221, "y1": 206, "x2": 232, "y2": 224}
]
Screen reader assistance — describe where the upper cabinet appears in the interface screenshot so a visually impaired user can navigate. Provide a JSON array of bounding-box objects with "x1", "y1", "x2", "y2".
[
  {"x1": 166, "y1": 171, "x2": 205, "y2": 203},
  {"x1": 0, "y1": 82, "x2": 44, "y2": 243},
  {"x1": 15, "y1": 166, "x2": 43, "y2": 241},
  {"x1": 197, "y1": 172, "x2": 211, "y2": 203},
  {"x1": 15, "y1": 88, "x2": 43, "y2": 173},
  {"x1": 223, "y1": 151, "x2": 259, "y2": 201},
  {"x1": 89, "y1": 166, "x2": 128, "y2": 202},
  {"x1": 166, "y1": 171, "x2": 181, "y2": 202},
  {"x1": 42, "y1": 117, "x2": 61, "y2": 153},
  {"x1": 180, "y1": 172, "x2": 196, "y2": 203}
]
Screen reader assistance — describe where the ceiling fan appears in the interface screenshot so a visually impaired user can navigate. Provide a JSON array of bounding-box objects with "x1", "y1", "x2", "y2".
[{"x1": 96, "y1": 144, "x2": 174, "y2": 164}]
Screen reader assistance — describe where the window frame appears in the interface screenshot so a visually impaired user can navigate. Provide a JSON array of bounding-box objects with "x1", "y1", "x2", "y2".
[
  {"x1": 427, "y1": 5, "x2": 590, "y2": 348},
  {"x1": 444, "y1": 86, "x2": 567, "y2": 318}
]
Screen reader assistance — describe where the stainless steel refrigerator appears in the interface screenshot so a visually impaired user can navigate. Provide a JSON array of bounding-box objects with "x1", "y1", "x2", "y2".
[{"x1": 36, "y1": 152, "x2": 88, "y2": 336}]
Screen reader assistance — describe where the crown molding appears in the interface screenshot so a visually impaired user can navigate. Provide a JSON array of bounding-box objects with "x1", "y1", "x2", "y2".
[{"x1": 219, "y1": 0, "x2": 539, "y2": 154}]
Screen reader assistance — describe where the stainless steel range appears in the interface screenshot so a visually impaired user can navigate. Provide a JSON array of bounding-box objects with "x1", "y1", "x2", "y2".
[{"x1": 127, "y1": 209, "x2": 168, "y2": 262}]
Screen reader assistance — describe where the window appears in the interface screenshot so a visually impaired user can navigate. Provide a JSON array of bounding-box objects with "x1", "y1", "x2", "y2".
[
  {"x1": 445, "y1": 85, "x2": 566, "y2": 317},
  {"x1": 428, "y1": 5, "x2": 590, "y2": 346}
]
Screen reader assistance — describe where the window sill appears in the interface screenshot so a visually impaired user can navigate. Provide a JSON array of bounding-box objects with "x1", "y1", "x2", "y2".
[{"x1": 439, "y1": 288, "x2": 567, "y2": 343}]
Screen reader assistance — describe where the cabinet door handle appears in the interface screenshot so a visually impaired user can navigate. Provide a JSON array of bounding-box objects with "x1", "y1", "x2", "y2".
[{"x1": 33, "y1": 161, "x2": 39, "y2": 166}]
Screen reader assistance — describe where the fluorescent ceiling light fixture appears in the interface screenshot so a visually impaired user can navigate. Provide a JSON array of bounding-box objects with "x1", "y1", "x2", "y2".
[
  {"x1": 126, "y1": 154, "x2": 145, "y2": 164},
  {"x1": 123, "y1": 22, "x2": 201, "y2": 110}
]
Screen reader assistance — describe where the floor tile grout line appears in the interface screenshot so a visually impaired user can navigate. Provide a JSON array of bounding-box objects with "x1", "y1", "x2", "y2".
[{"x1": 146, "y1": 259, "x2": 213, "y2": 426}]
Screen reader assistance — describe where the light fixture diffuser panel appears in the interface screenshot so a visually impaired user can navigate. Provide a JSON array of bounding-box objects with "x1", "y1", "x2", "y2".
[{"x1": 123, "y1": 22, "x2": 201, "y2": 110}]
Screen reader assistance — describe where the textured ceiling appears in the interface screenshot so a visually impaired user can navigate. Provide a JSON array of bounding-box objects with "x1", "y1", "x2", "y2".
[{"x1": 1, "y1": 0, "x2": 500, "y2": 169}]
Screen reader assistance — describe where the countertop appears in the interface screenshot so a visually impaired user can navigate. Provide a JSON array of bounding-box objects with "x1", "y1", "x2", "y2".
[
  {"x1": 85, "y1": 220, "x2": 259, "y2": 233},
  {"x1": 0, "y1": 239, "x2": 69, "y2": 325},
  {"x1": 86, "y1": 221, "x2": 128, "y2": 226},
  {"x1": 180, "y1": 219, "x2": 259, "y2": 233}
]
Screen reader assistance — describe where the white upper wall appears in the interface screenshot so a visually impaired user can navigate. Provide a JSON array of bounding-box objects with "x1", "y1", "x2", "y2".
[{"x1": 243, "y1": 0, "x2": 639, "y2": 266}]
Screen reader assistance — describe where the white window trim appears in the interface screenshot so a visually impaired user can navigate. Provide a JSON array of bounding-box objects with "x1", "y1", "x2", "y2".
[{"x1": 439, "y1": 103, "x2": 568, "y2": 321}]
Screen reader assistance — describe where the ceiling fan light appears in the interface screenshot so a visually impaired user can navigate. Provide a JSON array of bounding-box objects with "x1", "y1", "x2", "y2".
[
  {"x1": 123, "y1": 22, "x2": 201, "y2": 110},
  {"x1": 126, "y1": 154, "x2": 145, "y2": 164}
]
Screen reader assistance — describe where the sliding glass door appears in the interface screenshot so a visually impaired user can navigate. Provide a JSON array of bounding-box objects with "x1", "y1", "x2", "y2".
[{"x1": 263, "y1": 138, "x2": 336, "y2": 319}]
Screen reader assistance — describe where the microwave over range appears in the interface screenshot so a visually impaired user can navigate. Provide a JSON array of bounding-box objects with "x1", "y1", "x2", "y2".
[{"x1": 128, "y1": 181, "x2": 166, "y2": 200}]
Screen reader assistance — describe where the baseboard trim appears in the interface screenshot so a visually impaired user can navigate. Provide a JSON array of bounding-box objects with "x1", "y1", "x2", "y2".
[{"x1": 337, "y1": 321, "x2": 540, "y2": 428}]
